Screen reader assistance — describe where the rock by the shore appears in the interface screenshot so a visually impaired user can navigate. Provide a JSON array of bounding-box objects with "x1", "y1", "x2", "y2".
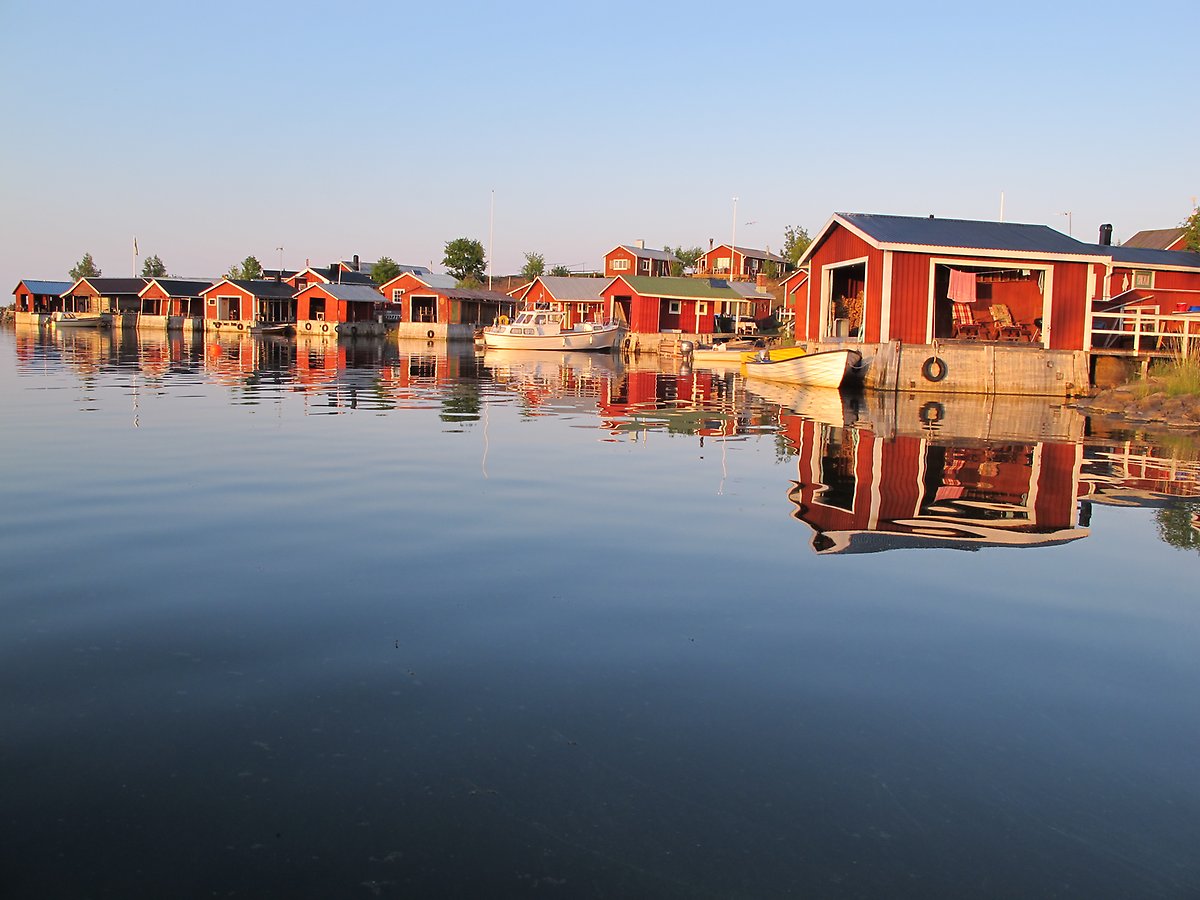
[{"x1": 1073, "y1": 380, "x2": 1200, "y2": 428}]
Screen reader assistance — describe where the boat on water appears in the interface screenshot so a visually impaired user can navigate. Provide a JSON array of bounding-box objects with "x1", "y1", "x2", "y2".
[
  {"x1": 741, "y1": 346, "x2": 808, "y2": 364},
  {"x1": 688, "y1": 342, "x2": 807, "y2": 366},
  {"x1": 742, "y1": 347, "x2": 861, "y2": 388},
  {"x1": 482, "y1": 309, "x2": 623, "y2": 351},
  {"x1": 51, "y1": 312, "x2": 106, "y2": 328},
  {"x1": 688, "y1": 340, "x2": 758, "y2": 365}
]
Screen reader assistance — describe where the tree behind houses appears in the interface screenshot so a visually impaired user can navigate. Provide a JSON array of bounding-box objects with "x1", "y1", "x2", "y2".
[
  {"x1": 521, "y1": 251, "x2": 545, "y2": 281},
  {"x1": 227, "y1": 256, "x2": 263, "y2": 280},
  {"x1": 69, "y1": 252, "x2": 101, "y2": 280},
  {"x1": 443, "y1": 238, "x2": 486, "y2": 282},
  {"x1": 1183, "y1": 207, "x2": 1200, "y2": 253},
  {"x1": 548, "y1": 265, "x2": 572, "y2": 277},
  {"x1": 667, "y1": 245, "x2": 703, "y2": 277},
  {"x1": 372, "y1": 256, "x2": 401, "y2": 285},
  {"x1": 141, "y1": 254, "x2": 167, "y2": 277},
  {"x1": 783, "y1": 226, "x2": 812, "y2": 266}
]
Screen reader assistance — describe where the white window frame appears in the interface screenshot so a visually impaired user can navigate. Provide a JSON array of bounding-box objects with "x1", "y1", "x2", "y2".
[
  {"x1": 668, "y1": 300, "x2": 682, "y2": 315},
  {"x1": 611, "y1": 258, "x2": 630, "y2": 271},
  {"x1": 1133, "y1": 270, "x2": 1154, "y2": 289}
]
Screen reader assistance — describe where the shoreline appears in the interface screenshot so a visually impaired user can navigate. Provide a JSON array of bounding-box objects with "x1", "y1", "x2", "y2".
[{"x1": 1071, "y1": 380, "x2": 1200, "y2": 431}]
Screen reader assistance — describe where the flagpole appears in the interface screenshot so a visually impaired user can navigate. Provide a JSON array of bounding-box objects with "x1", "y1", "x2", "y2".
[{"x1": 133, "y1": 236, "x2": 138, "y2": 276}]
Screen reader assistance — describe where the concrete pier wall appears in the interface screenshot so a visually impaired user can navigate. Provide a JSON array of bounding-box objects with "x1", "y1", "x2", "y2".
[{"x1": 807, "y1": 340, "x2": 1090, "y2": 398}]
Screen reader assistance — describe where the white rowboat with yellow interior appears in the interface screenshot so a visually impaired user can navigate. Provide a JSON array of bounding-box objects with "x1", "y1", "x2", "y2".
[{"x1": 742, "y1": 348, "x2": 861, "y2": 389}]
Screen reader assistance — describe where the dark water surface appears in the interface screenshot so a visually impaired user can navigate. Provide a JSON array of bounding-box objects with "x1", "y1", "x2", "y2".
[{"x1": 2, "y1": 327, "x2": 1198, "y2": 898}]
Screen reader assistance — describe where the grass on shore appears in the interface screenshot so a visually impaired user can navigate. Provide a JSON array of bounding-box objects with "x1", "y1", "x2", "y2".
[{"x1": 1138, "y1": 351, "x2": 1200, "y2": 398}]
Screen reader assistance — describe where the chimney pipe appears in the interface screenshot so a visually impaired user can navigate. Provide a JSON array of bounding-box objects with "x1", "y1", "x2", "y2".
[
  {"x1": 353, "y1": 254, "x2": 360, "y2": 271},
  {"x1": 635, "y1": 239, "x2": 644, "y2": 249},
  {"x1": 1099, "y1": 224, "x2": 1113, "y2": 246}
]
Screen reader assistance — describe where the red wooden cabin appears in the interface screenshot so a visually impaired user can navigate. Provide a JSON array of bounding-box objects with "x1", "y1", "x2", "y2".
[
  {"x1": 295, "y1": 282, "x2": 385, "y2": 336},
  {"x1": 603, "y1": 243, "x2": 677, "y2": 278},
  {"x1": 794, "y1": 213, "x2": 1108, "y2": 349},
  {"x1": 697, "y1": 244, "x2": 788, "y2": 280},
  {"x1": 200, "y1": 279, "x2": 296, "y2": 332},
  {"x1": 601, "y1": 276, "x2": 744, "y2": 334}
]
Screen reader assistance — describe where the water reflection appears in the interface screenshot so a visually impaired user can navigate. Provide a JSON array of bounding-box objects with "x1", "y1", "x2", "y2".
[
  {"x1": 10, "y1": 323, "x2": 1200, "y2": 555},
  {"x1": 5, "y1": 323, "x2": 1200, "y2": 896},
  {"x1": 750, "y1": 382, "x2": 1200, "y2": 554}
]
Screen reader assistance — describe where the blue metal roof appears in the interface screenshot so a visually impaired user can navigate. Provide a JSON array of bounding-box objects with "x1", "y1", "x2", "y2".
[
  {"x1": 840, "y1": 212, "x2": 1095, "y2": 255},
  {"x1": 1099, "y1": 244, "x2": 1200, "y2": 268},
  {"x1": 18, "y1": 280, "x2": 72, "y2": 294}
]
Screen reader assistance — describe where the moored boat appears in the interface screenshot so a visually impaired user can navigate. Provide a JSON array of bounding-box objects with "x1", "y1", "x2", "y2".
[
  {"x1": 688, "y1": 340, "x2": 758, "y2": 365},
  {"x1": 51, "y1": 312, "x2": 106, "y2": 328},
  {"x1": 742, "y1": 347, "x2": 861, "y2": 388},
  {"x1": 482, "y1": 309, "x2": 623, "y2": 351},
  {"x1": 740, "y1": 346, "x2": 807, "y2": 364}
]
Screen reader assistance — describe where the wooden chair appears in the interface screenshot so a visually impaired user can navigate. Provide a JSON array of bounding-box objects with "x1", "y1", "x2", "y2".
[
  {"x1": 990, "y1": 304, "x2": 1024, "y2": 341},
  {"x1": 952, "y1": 302, "x2": 982, "y2": 339}
]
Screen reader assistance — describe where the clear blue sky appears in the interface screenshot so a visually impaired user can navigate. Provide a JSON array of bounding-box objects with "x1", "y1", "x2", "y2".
[{"x1": 2, "y1": 0, "x2": 1196, "y2": 290}]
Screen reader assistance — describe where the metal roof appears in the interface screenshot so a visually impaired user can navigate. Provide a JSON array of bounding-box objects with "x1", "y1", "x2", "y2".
[
  {"x1": 613, "y1": 276, "x2": 745, "y2": 300},
  {"x1": 1123, "y1": 228, "x2": 1186, "y2": 250},
  {"x1": 17, "y1": 280, "x2": 72, "y2": 294},
  {"x1": 409, "y1": 273, "x2": 458, "y2": 290},
  {"x1": 532, "y1": 276, "x2": 607, "y2": 302},
  {"x1": 717, "y1": 244, "x2": 787, "y2": 263},
  {"x1": 327, "y1": 271, "x2": 375, "y2": 286},
  {"x1": 839, "y1": 212, "x2": 1094, "y2": 255},
  {"x1": 617, "y1": 245, "x2": 678, "y2": 262},
  {"x1": 308, "y1": 283, "x2": 383, "y2": 302},
  {"x1": 69, "y1": 277, "x2": 150, "y2": 295},
  {"x1": 729, "y1": 281, "x2": 773, "y2": 299},
  {"x1": 442, "y1": 287, "x2": 513, "y2": 302},
  {"x1": 145, "y1": 279, "x2": 212, "y2": 297},
  {"x1": 217, "y1": 279, "x2": 296, "y2": 299},
  {"x1": 1099, "y1": 244, "x2": 1200, "y2": 269}
]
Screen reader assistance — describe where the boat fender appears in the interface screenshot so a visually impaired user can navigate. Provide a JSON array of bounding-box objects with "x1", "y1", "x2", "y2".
[
  {"x1": 305, "y1": 322, "x2": 312, "y2": 331},
  {"x1": 919, "y1": 401, "x2": 945, "y2": 425},
  {"x1": 427, "y1": 329, "x2": 435, "y2": 339},
  {"x1": 921, "y1": 356, "x2": 948, "y2": 382},
  {"x1": 322, "y1": 324, "x2": 329, "y2": 333}
]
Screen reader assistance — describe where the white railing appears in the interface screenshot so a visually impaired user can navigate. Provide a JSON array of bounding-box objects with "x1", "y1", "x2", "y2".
[{"x1": 1091, "y1": 309, "x2": 1200, "y2": 356}]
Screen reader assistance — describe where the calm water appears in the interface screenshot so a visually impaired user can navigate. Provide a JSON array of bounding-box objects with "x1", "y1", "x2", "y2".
[{"x1": 2, "y1": 326, "x2": 1198, "y2": 898}]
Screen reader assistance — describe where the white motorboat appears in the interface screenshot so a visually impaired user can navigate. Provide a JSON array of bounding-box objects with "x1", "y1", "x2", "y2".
[
  {"x1": 742, "y1": 348, "x2": 861, "y2": 389},
  {"x1": 482, "y1": 309, "x2": 623, "y2": 352},
  {"x1": 51, "y1": 312, "x2": 106, "y2": 328},
  {"x1": 688, "y1": 340, "x2": 758, "y2": 365}
]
